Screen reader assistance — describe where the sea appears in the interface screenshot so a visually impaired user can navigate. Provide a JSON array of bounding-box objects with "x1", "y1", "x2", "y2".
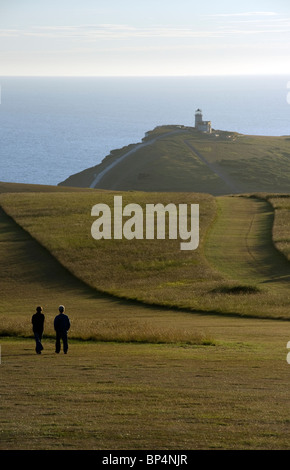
[{"x1": 1, "y1": 75, "x2": 290, "y2": 186}]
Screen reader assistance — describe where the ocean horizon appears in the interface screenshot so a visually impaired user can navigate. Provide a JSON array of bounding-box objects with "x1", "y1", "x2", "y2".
[{"x1": 1, "y1": 75, "x2": 290, "y2": 186}]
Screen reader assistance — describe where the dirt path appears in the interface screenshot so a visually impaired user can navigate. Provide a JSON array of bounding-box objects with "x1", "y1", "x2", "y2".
[
  {"x1": 89, "y1": 129, "x2": 188, "y2": 189},
  {"x1": 205, "y1": 196, "x2": 290, "y2": 287},
  {"x1": 184, "y1": 140, "x2": 242, "y2": 193}
]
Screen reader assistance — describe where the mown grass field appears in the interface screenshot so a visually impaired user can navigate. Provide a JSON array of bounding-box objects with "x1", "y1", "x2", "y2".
[
  {"x1": 1, "y1": 182, "x2": 290, "y2": 450},
  {"x1": 2, "y1": 327, "x2": 290, "y2": 451}
]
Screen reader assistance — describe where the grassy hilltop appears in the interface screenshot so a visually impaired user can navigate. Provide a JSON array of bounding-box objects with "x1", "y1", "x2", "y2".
[{"x1": 60, "y1": 125, "x2": 290, "y2": 194}]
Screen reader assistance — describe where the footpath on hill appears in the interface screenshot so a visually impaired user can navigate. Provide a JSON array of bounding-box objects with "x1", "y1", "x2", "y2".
[
  {"x1": 205, "y1": 196, "x2": 290, "y2": 289},
  {"x1": 183, "y1": 140, "x2": 242, "y2": 194},
  {"x1": 89, "y1": 129, "x2": 186, "y2": 189}
]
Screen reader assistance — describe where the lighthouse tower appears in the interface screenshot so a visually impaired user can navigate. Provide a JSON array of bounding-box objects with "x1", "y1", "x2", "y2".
[
  {"x1": 195, "y1": 109, "x2": 203, "y2": 127},
  {"x1": 195, "y1": 108, "x2": 212, "y2": 133}
]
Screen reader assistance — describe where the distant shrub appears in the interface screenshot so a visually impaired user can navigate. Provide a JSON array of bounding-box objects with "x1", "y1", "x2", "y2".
[{"x1": 210, "y1": 284, "x2": 261, "y2": 295}]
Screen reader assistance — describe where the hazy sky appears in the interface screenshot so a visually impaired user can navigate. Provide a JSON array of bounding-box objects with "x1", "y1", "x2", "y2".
[{"x1": 1, "y1": 0, "x2": 290, "y2": 76}]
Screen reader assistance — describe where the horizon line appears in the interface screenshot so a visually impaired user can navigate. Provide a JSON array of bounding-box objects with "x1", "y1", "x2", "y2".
[{"x1": 0, "y1": 72, "x2": 289, "y2": 78}]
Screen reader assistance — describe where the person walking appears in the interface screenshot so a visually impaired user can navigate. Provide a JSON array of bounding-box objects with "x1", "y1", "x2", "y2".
[
  {"x1": 54, "y1": 305, "x2": 70, "y2": 354},
  {"x1": 31, "y1": 306, "x2": 45, "y2": 354}
]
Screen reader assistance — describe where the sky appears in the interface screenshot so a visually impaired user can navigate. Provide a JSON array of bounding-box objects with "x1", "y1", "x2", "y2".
[{"x1": 1, "y1": 0, "x2": 290, "y2": 76}]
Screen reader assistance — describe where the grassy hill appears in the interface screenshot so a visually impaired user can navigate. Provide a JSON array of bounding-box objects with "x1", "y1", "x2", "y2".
[
  {"x1": 3, "y1": 182, "x2": 290, "y2": 449},
  {"x1": 0, "y1": 182, "x2": 215, "y2": 344},
  {"x1": 60, "y1": 125, "x2": 290, "y2": 195},
  {"x1": 2, "y1": 183, "x2": 290, "y2": 319},
  {"x1": 0, "y1": 188, "x2": 217, "y2": 314}
]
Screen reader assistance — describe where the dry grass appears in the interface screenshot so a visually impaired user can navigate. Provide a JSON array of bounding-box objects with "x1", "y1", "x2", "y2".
[
  {"x1": 0, "y1": 317, "x2": 214, "y2": 346},
  {"x1": 70, "y1": 319, "x2": 215, "y2": 345}
]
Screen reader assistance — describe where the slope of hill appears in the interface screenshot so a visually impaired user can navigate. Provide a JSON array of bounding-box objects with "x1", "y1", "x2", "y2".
[
  {"x1": 2, "y1": 184, "x2": 290, "y2": 319},
  {"x1": 0, "y1": 182, "x2": 213, "y2": 344},
  {"x1": 59, "y1": 125, "x2": 290, "y2": 195}
]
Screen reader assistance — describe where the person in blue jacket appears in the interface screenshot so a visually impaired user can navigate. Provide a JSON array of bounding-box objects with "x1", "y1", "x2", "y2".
[{"x1": 54, "y1": 305, "x2": 70, "y2": 354}]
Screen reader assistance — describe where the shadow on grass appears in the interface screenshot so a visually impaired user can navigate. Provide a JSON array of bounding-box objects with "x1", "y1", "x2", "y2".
[
  {"x1": 0, "y1": 206, "x2": 141, "y2": 307},
  {"x1": 247, "y1": 198, "x2": 290, "y2": 283}
]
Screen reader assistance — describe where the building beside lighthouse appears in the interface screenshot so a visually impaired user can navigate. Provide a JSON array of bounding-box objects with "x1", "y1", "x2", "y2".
[{"x1": 195, "y1": 109, "x2": 212, "y2": 133}]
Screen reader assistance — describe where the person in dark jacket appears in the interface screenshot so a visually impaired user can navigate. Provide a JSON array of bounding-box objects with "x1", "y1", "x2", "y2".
[
  {"x1": 54, "y1": 305, "x2": 70, "y2": 354},
  {"x1": 31, "y1": 306, "x2": 45, "y2": 354}
]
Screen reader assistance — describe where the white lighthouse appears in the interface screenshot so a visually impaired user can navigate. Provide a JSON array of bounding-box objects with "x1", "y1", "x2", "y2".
[{"x1": 195, "y1": 109, "x2": 212, "y2": 133}]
